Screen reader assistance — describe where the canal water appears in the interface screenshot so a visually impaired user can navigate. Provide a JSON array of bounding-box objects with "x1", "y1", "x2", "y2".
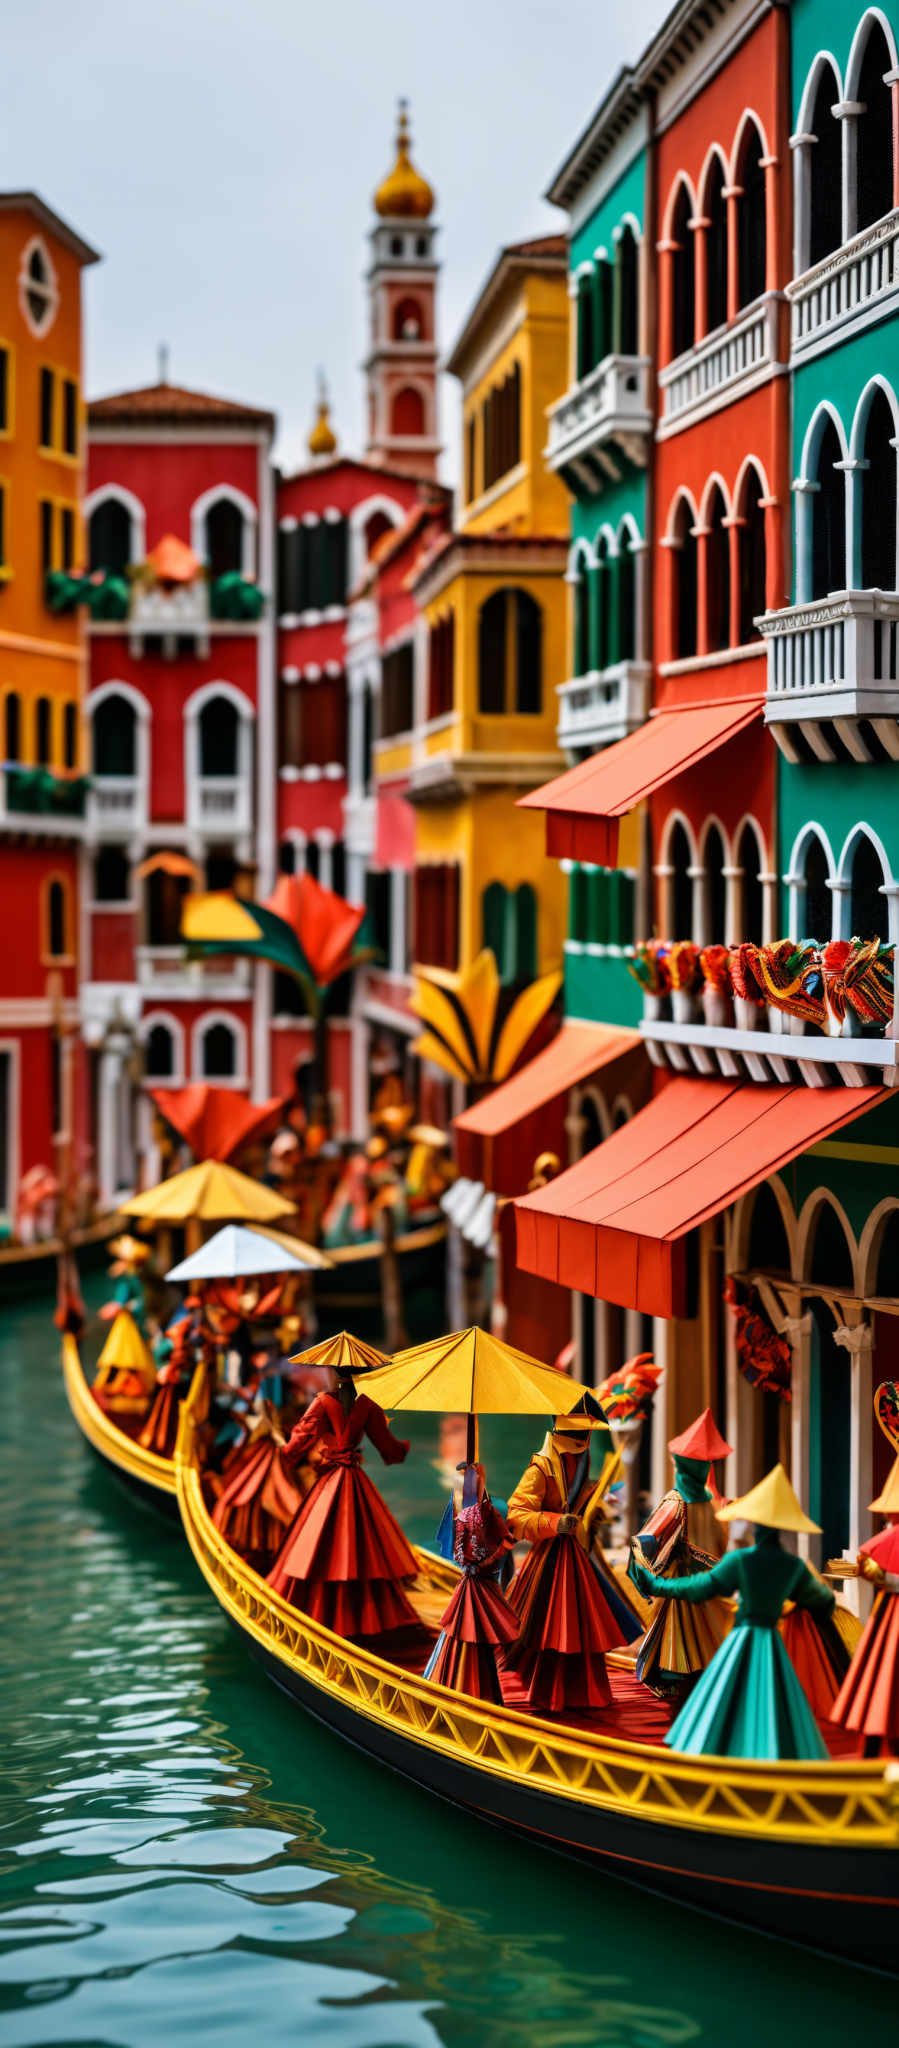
[{"x1": 1, "y1": 1286, "x2": 893, "y2": 2047}]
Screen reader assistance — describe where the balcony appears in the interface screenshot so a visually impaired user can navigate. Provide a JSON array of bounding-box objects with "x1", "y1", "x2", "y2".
[
  {"x1": 0, "y1": 765, "x2": 87, "y2": 836},
  {"x1": 789, "y1": 210, "x2": 899, "y2": 364},
  {"x1": 545, "y1": 355, "x2": 651, "y2": 492},
  {"x1": 126, "y1": 579, "x2": 211, "y2": 655},
  {"x1": 658, "y1": 296, "x2": 781, "y2": 436},
  {"x1": 556, "y1": 661, "x2": 650, "y2": 755},
  {"x1": 188, "y1": 777, "x2": 251, "y2": 837},
  {"x1": 136, "y1": 946, "x2": 251, "y2": 996},
  {"x1": 87, "y1": 775, "x2": 144, "y2": 835},
  {"x1": 757, "y1": 590, "x2": 899, "y2": 762}
]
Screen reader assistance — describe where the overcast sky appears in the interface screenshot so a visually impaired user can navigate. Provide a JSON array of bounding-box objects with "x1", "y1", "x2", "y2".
[{"x1": 5, "y1": 0, "x2": 663, "y2": 479}]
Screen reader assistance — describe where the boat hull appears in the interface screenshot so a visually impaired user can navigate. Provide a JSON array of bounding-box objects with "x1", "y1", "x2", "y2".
[{"x1": 61, "y1": 1335, "x2": 180, "y2": 1523}]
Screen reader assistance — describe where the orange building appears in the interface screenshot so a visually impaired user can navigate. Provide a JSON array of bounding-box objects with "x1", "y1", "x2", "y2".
[{"x1": 0, "y1": 193, "x2": 99, "y2": 1231}]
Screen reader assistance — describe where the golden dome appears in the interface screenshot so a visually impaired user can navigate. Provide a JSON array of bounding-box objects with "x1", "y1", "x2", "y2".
[
  {"x1": 307, "y1": 378, "x2": 337, "y2": 459},
  {"x1": 374, "y1": 100, "x2": 434, "y2": 220}
]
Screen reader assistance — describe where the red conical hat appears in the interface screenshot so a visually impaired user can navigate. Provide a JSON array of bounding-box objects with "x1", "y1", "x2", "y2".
[{"x1": 668, "y1": 1408, "x2": 733, "y2": 1461}]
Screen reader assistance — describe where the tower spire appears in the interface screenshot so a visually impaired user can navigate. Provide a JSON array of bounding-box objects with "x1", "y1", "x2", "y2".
[{"x1": 307, "y1": 370, "x2": 337, "y2": 461}]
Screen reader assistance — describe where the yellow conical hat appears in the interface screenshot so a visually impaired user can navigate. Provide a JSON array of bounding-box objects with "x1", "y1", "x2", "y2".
[
  {"x1": 716, "y1": 1462, "x2": 820, "y2": 1534},
  {"x1": 870, "y1": 1452, "x2": 899, "y2": 1515},
  {"x1": 95, "y1": 1309, "x2": 155, "y2": 1389}
]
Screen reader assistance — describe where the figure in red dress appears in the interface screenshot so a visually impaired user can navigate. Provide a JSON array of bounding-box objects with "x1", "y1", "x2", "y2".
[
  {"x1": 425, "y1": 1463, "x2": 517, "y2": 1703},
  {"x1": 830, "y1": 1452, "x2": 899, "y2": 1756},
  {"x1": 505, "y1": 1410, "x2": 642, "y2": 1714},
  {"x1": 211, "y1": 1402, "x2": 311, "y2": 1565},
  {"x1": 267, "y1": 1361, "x2": 421, "y2": 1638}
]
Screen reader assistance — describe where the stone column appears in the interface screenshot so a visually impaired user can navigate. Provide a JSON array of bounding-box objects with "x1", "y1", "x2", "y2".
[
  {"x1": 833, "y1": 102, "x2": 862, "y2": 244},
  {"x1": 783, "y1": 1309, "x2": 814, "y2": 1561},
  {"x1": 690, "y1": 214, "x2": 710, "y2": 339},
  {"x1": 723, "y1": 185, "x2": 742, "y2": 323},
  {"x1": 789, "y1": 134, "x2": 815, "y2": 278},
  {"x1": 834, "y1": 1318, "x2": 875, "y2": 1586}
]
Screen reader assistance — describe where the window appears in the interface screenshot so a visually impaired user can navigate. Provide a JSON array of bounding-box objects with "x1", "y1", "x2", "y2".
[
  {"x1": 199, "y1": 696, "x2": 239, "y2": 777},
  {"x1": 737, "y1": 822, "x2": 764, "y2": 943},
  {"x1": 145, "y1": 1022, "x2": 175, "y2": 1078},
  {"x1": 380, "y1": 641, "x2": 414, "y2": 737},
  {"x1": 810, "y1": 415, "x2": 846, "y2": 599},
  {"x1": 89, "y1": 498, "x2": 133, "y2": 576},
  {"x1": 736, "y1": 124, "x2": 767, "y2": 309},
  {"x1": 850, "y1": 834, "x2": 889, "y2": 941},
  {"x1": 616, "y1": 226, "x2": 639, "y2": 355},
  {"x1": 705, "y1": 485, "x2": 730, "y2": 653},
  {"x1": 416, "y1": 236, "x2": 428, "y2": 258},
  {"x1": 61, "y1": 506, "x2": 75, "y2": 573},
  {"x1": 393, "y1": 295, "x2": 423, "y2": 339},
  {"x1": 47, "y1": 878, "x2": 68, "y2": 958},
  {"x1": 667, "y1": 820, "x2": 694, "y2": 937},
  {"x1": 62, "y1": 379, "x2": 78, "y2": 456},
  {"x1": 483, "y1": 364, "x2": 521, "y2": 489},
  {"x1": 365, "y1": 869, "x2": 391, "y2": 961},
  {"x1": 465, "y1": 415, "x2": 477, "y2": 502},
  {"x1": 205, "y1": 498, "x2": 245, "y2": 578},
  {"x1": 802, "y1": 834, "x2": 832, "y2": 941},
  {"x1": 320, "y1": 518, "x2": 348, "y2": 607},
  {"x1": 40, "y1": 499, "x2": 54, "y2": 573},
  {"x1": 573, "y1": 561, "x2": 591, "y2": 675},
  {"x1": 146, "y1": 866, "x2": 188, "y2": 945},
  {"x1": 477, "y1": 588, "x2": 541, "y2": 714},
  {"x1": 703, "y1": 155, "x2": 728, "y2": 333},
  {"x1": 201, "y1": 1021, "x2": 237, "y2": 1079},
  {"x1": 616, "y1": 523, "x2": 637, "y2": 663},
  {"x1": 36, "y1": 697, "x2": 52, "y2": 767},
  {"x1": 300, "y1": 672, "x2": 347, "y2": 768},
  {"x1": 22, "y1": 241, "x2": 56, "y2": 333},
  {"x1": 94, "y1": 845, "x2": 129, "y2": 901},
  {"x1": 364, "y1": 509, "x2": 393, "y2": 558},
  {"x1": 569, "y1": 864, "x2": 634, "y2": 948},
  {"x1": 670, "y1": 182, "x2": 695, "y2": 359},
  {"x1": 63, "y1": 701, "x2": 78, "y2": 770},
  {"x1": 0, "y1": 348, "x2": 8, "y2": 433},
  {"x1": 808, "y1": 64, "x2": 842, "y2": 266},
  {"x1": 0, "y1": 482, "x2": 6, "y2": 571},
  {"x1": 93, "y1": 694, "x2": 136, "y2": 777},
  {"x1": 278, "y1": 839, "x2": 297, "y2": 875},
  {"x1": 481, "y1": 881, "x2": 537, "y2": 985},
  {"x1": 390, "y1": 235, "x2": 404, "y2": 257},
  {"x1": 860, "y1": 387, "x2": 897, "y2": 591},
  {"x1": 414, "y1": 864, "x2": 460, "y2": 970},
  {"x1": 39, "y1": 367, "x2": 54, "y2": 449},
  {"x1": 671, "y1": 497, "x2": 698, "y2": 658},
  {"x1": 738, "y1": 467, "x2": 767, "y2": 641},
  {"x1": 428, "y1": 613, "x2": 454, "y2": 719},
  {"x1": 856, "y1": 19, "x2": 894, "y2": 234},
  {"x1": 595, "y1": 532, "x2": 612, "y2": 672},
  {"x1": 4, "y1": 692, "x2": 20, "y2": 762},
  {"x1": 390, "y1": 386, "x2": 425, "y2": 437},
  {"x1": 703, "y1": 825, "x2": 727, "y2": 945},
  {"x1": 577, "y1": 271, "x2": 595, "y2": 379}
]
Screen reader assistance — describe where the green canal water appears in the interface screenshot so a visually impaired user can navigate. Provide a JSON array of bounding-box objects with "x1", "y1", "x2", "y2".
[{"x1": 0, "y1": 1286, "x2": 893, "y2": 2047}]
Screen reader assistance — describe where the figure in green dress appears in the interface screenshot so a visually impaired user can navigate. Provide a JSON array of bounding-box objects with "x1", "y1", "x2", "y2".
[{"x1": 629, "y1": 1464, "x2": 835, "y2": 1761}]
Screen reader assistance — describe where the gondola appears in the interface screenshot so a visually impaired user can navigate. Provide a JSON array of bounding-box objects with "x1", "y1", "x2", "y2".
[
  {"x1": 314, "y1": 1217, "x2": 447, "y2": 1310},
  {"x1": 174, "y1": 1388, "x2": 899, "y2": 1974},
  {"x1": 61, "y1": 1333, "x2": 180, "y2": 1521}
]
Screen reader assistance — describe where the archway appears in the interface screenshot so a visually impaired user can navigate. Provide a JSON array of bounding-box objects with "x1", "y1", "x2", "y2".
[{"x1": 806, "y1": 1200, "x2": 855, "y2": 1562}]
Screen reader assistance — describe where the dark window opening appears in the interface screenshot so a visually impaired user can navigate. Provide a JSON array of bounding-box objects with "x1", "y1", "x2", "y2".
[
  {"x1": 145, "y1": 1023, "x2": 175, "y2": 1078},
  {"x1": 861, "y1": 387, "x2": 897, "y2": 592},
  {"x1": 670, "y1": 183, "x2": 695, "y2": 358},
  {"x1": 748, "y1": 1179, "x2": 791, "y2": 1277},
  {"x1": 428, "y1": 613, "x2": 455, "y2": 719},
  {"x1": 63, "y1": 379, "x2": 78, "y2": 456},
  {"x1": 39, "y1": 366, "x2": 54, "y2": 448},
  {"x1": 36, "y1": 696, "x2": 52, "y2": 766},
  {"x1": 199, "y1": 697, "x2": 239, "y2": 777},
  {"x1": 705, "y1": 486, "x2": 731, "y2": 653},
  {"x1": 577, "y1": 273, "x2": 595, "y2": 380},
  {"x1": 89, "y1": 498, "x2": 133, "y2": 577},
  {"x1": 146, "y1": 868, "x2": 188, "y2": 946},
  {"x1": 673, "y1": 498, "x2": 698, "y2": 658},
  {"x1": 61, "y1": 506, "x2": 75, "y2": 573},
  {"x1": 802, "y1": 835, "x2": 832, "y2": 941},
  {"x1": 737, "y1": 124, "x2": 767, "y2": 309},
  {"x1": 809, "y1": 66, "x2": 843, "y2": 265},
  {"x1": 205, "y1": 848, "x2": 236, "y2": 892},
  {"x1": 669, "y1": 820, "x2": 694, "y2": 938},
  {"x1": 0, "y1": 349, "x2": 8, "y2": 432},
  {"x1": 413, "y1": 864, "x2": 459, "y2": 970},
  {"x1": 205, "y1": 498, "x2": 246, "y2": 579},
  {"x1": 93, "y1": 694, "x2": 136, "y2": 777},
  {"x1": 63, "y1": 700, "x2": 78, "y2": 769},
  {"x1": 856, "y1": 22, "x2": 895, "y2": 233},
  {"x1": 5, "y1": 692, "x2": 21, "y2": 762},
  {"x1": 477, "y1": 587, "x2": 541, "y2": 714},
  {"x1": 616, "y1": 226, "x2": 639, "y2": 355},
  {"x1": 47, "y1": 878, "x2": 67, "y2": 957},
  {"x1": 810, "y1": 416, "x2": 846, "y2": 599},
  {"x1": 850, "y1": 834, "x2": 889, "y2": 941},
  {"x1": 365, "y1": 868, "x2": 392, "y2": 961},
  {"x1": 738, "y1": 467, "x2": 767, "y2": 641},
  {"x1": 393, "y1": 295, "x2": 423, "y2": 340},
  {"x1": 617, "y1": 527, "x2": 637, "y2": 662},
  {"x1": 738, "y1": 823, "x2": 764, "y2": 944},
  {"x1": 703, "y1": 824, "x2": 727, "y2": 945},
  {"x1": 704, "y1": 155, "x2": 728, "y2": 332},
  {"x1": 380, "y1": 641, "x2": 414, "y2": 737},
  {"x1": 810, "y1": 1200, "x2": 854, "y2": 1290},
  {"x1": 40, "y1": 499, "x2": 54, "y2": 574},
  {"x1": 202, "y1": 1023, "x2": 237, "y2": 1079},
  {"x1": 390, "y1": 386, "x2": 425, "y2": 437},
  {"x1": 95, "y1": 845, "x2": 129, "y2": 901},
  {"x1": 574, "y1": 568, "x2": 590, "y2": 675}
]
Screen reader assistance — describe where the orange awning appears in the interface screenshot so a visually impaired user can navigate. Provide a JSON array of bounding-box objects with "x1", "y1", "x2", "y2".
[
  {"x1": 514, "y1": 1076, "x2": 885, "y2": 1319},
  {"x1": 454, "y1": 1022, "x2": 639, "y2": 1196},
  {"x1": 149, "y1": 1085, "x2": 286, "y2": 1163},
  {"x1": 518, "y1": 700, "x2": 763, "y2": 866}
]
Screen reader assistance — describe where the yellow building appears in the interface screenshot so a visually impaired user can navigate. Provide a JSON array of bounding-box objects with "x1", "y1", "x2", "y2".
[{"x1": 401, "y1": 235, "x2": 570, "y2": 986}]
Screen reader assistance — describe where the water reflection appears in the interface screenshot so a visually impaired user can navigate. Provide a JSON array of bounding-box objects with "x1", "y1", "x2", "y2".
[{"x1": 0, "y1": 1293, "x2": 891, "y2": 2047}]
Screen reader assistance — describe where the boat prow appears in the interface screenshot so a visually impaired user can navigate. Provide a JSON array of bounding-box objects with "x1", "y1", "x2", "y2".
[{"x1": 62, "y1": 1333, "x2": 180, "y2": 1520}]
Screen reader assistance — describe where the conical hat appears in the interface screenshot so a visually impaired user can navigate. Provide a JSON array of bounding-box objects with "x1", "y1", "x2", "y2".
[
  {"x1": 552, "y1": 1410, "x2": 608, "y2": 1434},
  {"x1": 668, "y1": 1408, "x2": 733, "y2": 1461},
  {"x1": 870, "y1": 1451, "x2": 899, "y2": 1515},
  {"x1": 716, "y1": 1462, "x2": 820, "y2": 1533}
]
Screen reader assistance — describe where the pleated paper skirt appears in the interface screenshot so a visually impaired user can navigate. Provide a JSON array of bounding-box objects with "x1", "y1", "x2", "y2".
[
  {"x1": 665, "y1": 1619, "x2": 830, "y2": 1761},
  {"x1": 778, "y1": 1603, "x2": 853, "y2": 1716},
  {"x1": 831, "y1": 1590, "x2": 899, "y2": 1752},
  {"x1": 138, "y1": 1382, "x2": 179, "y2": 1458},
  {"x1": 211, "y1": 1439, "x2": 305, "y2": 1560},
  {"x1": 636, "y1": 1585, "x2": 734, "y2": 1699},
  {"x1": 507, "y1": 1534, "x2": 640, "y2": 1713},
  {"x1": 267, "y1": 1461, "x2": 421, "y2": 1637},
  {"x1": 425, "y1": 1571, "x2": 519, "y2": 1705}
]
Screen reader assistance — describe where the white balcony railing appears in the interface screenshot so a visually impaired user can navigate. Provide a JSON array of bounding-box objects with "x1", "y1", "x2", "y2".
[
  {"x1": 789, "y1": 210, "x2": 899, "y2": 361},
  {"x1": 87, "y1": 776, "x2": 144, "y2": 833},
  {"x1": 545, "y1": 355, "x2": 651, "y2": 486},
  {"x1": 757, "y1": 589, "x2": 899, "y2": 757},
  {"x1": 190, "y1": 777, "x2": 251, "y2": 834},
  {"x1": 556, "y1": 661, "x2": 650, "y2": 753},
  {"x1": 658, "y1": 296, "x2": 780, "y2": 432},
  {"x1": 136, "y1": 946, "x2": 251, "y2": 994}
]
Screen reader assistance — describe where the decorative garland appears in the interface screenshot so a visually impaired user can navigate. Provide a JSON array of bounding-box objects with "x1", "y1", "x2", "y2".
[
  {"x1": 724, "y1": 1277, "x2": 792, "y2": 1402},
  {"x1": 627, "y1": 936, "x2": 895, "y2": 1032}
]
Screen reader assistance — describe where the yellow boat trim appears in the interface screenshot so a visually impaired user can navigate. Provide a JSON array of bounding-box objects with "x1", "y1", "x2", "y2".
[
  {"x1": 62, "y1": 1334, "x2": 176, "y2": 1496},
  {"x1": 174, "y1": 1397, "x2": 899, "y2": 1853}
]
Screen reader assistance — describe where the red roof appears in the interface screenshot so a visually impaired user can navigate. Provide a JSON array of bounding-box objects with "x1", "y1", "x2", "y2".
[
  {"x1": 454, "y1": 1022, "x2": 639, "y2": 1196},
  {"x1": 504, "y1": 233, "x2": 568, "y2": 259},
  {"x1": 88, "y1": 381, "x2": 275, "y2": 431}
]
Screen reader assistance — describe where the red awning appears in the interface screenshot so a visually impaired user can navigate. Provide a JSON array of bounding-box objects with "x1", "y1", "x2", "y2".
[
  {"x1": 375, "y1": 790, "x2": 417, "y2": 870},
  {"x1": 454, "y1": 1022, "x2": 640, "y2": 1196},
  {"x1": 514, "y1": 1076, "x2": 885, "y2": 1319},
  {"x1": 518, "y1": 700, "x2": 763, "y2": 866},
  {"x1": 149, "y1": 1085, "x2": 286, "y2": 1163}
]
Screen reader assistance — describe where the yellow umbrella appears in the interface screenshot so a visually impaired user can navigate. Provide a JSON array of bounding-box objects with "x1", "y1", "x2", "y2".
[
  {"x1": 94, "y1": 1309, "x2": 156, "y2": 1394},
  {"x1": 363, "y1": 1327, "x2": 590, "y2": 1463},
  {"x1": 288, "y1": 1330, "x2": 389, "y2": 1375},
  {"x1": 125, "y1": 1158, "x2": 297, "y2": 1225}
]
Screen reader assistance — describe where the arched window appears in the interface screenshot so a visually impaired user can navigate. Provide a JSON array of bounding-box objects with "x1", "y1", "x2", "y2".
[
  {"x1": 392, "y1": 295, "x2": 423, "y2": 340},
  {"x1": 199, "y1": 696, "x2": 239, "y2": 777},
  {"x1": 205, "y1": 498, "x2": 245, "y2": 579},
  {"x1": 47, "y1": 878, "x2": 68, "y2": 957},
  {"x1": 477, "y1": 589, "x2": 542, "y2": 714},
  {"x1": 145, "y1": 1022, "x2": 175, "y2": 1078},
  {"x1": 860, "y1": 387, "x2": 897, "y2": 592},
  {"x1": 595, "y1": 531, "x2": 612, "y2": 672},
  {"x1": 670, "y1": 183, "x2": 695, "y2": 359},
  {"x1": 616, "y1": 226, "x2": 638, "y2": 355},
  {"x1": 5, "y1": 692, "x2": 21, "y2": 762},
  {"x1": 573, "y1": 559, "x2": 591, "y2": 675},
  {"x1": 672, "y1": 497, "x2": 698, "y2": 659},
  {"x1": 747, "y1": 1180, "x2": 791, "y2": 1277},
  {"x1": 737, "y1": 822, "x2": 764, "y2": 943},
  {"x1": 667, "y1": 820, "x2": 694, "y2": 937},
  {"x1": 616, "y1": 523, "x2": 637, "y2": 662},
  {"x1": 481, "y1": 881, "x2": 537, "y2": 984},
  {"x1": 737, "y1": 466, "x2": 767, "y2": 641},
  {"x1": 809, "y1": 1200, "x2": 854, "y2": 1289},
  {"x1": 807, "y1": 63, "x2": 842, "y2": 265},
  {"x1": 850, "y1": 833, "x2": 889, "y2": 940},
  {"x1": 93, "y1": 693, "x2": 136, "y2": 777},
  {"x1": 703, "y1": 825, "x2": 727, "y2": 945},
  {"x1": 89, "y1": 498, "x2": 133, "y2": 577},
  {"x1": 200, "y1": 1021, "x2": 237, "y2": 1079},
  {"x1": 146, "y1": 864, "x2": 189, "y2": 946},
  {"x1": 874, "y1": 1207, "x2": 899, "y2": 1295},
  {"x1": 705, "y1": 486, "x2": 730, "y2": 652},
  {"x1": 856, "y1": 18, "x2": 895, "y2": 233},
  {"x1": 576, "y1": 271, "x2": 595, "y2": 379},
  {"x1": 736, "y1": 123, "x2": 767, "y2": 309},
  {"x1": 595, "y1": 257, "x2": 613, "y2": 364},
  {"x1": 703, "y1": 154, "x2": 728, "y2": 333},
  {"x1": 63, "y1": 701, "x2": 78, "y2": 770},
  {"x1": 36, "y1": 697, "x2": 52, "y2": 767},
  {"x1": 802, "y1": 833, "x2": 833, "y2": 941},
  {"x1": 810, "y1": 415, "x2": 847, "y2": 599},
  {"x1": 391, "y1": 386, "x2": 425, "y2": 437},
  {"x1": 364, "y1": 510, "x2": 393, "y2": 557}
]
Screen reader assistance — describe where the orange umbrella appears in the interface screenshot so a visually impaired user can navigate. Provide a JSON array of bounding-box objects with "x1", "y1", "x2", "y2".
[{"x1": 149, "y1": 1085, "x2": 286, "y2": 1163}]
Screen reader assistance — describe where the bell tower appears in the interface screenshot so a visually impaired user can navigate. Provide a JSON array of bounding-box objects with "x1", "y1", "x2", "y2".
[{"x1": 365, "y1": 101, "x2": 441, "y2": 478}]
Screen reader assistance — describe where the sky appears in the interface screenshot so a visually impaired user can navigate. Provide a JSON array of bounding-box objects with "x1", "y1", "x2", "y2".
[{"x1": 3, "y1": 0, "x2": 664, "y2": 479}]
